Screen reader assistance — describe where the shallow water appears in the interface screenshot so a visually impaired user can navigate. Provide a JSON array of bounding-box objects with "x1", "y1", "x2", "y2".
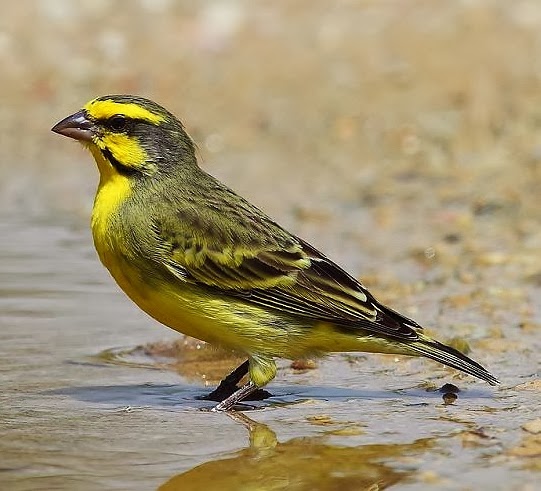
[{"x1": 1, "y1": 218, "x2": 539, "y2": 490}]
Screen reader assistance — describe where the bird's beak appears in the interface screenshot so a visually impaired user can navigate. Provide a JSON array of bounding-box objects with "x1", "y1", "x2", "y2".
[{"x1": 51, "y1": 110, "x2": 95, "y2": 142}]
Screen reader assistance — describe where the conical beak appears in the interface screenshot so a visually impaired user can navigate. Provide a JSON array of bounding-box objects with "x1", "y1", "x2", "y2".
[{"x1": 51, "y1": 110, "x2": 95, "y2": 142}]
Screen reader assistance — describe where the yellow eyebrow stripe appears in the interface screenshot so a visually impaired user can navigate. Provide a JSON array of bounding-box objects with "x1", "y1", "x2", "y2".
[{"x1": 84, "y1": 99, "x2": 164, "y2": 124}]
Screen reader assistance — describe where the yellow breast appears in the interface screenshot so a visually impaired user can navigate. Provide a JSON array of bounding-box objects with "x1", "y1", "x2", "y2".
[
  {"x1": 87, "y1": 154, "x2": 240, "y2": 347},
  {"x1": 89, "y1": 144, "x2": 132, "y2": 261}
]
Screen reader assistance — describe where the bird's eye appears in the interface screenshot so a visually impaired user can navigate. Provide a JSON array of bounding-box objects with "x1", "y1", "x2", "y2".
[{"x1": 108, "y1": 115, "x2": 128, "y2": 132}]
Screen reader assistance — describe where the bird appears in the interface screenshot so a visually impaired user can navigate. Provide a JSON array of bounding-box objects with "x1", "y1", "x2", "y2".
[{"x1": 51, "y1": 95, "x2": 498, "y2": 411}]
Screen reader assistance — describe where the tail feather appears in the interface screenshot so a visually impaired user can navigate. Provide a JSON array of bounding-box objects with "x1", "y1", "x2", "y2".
[{"x1": 408, "y1": 338, "x2": 499, "y2": 386}]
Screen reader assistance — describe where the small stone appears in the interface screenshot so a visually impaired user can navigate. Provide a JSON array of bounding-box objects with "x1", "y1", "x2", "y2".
[
  {"x1": 290, "y1": 359, "x2": 317, "y2": 370},
  {"x1": 326, "y1": 426, "x2": 364, "y2": 436},
  {"x1": 442, "y1": 392, "x2": 458, "y2": 404},
  {"x1": 513, "y1": 380, "x2": 541, "y2": 391},
  {"x1": 307, "y1": 414, "x2": 335, "y2": 426},
  {"x1": 439, "y1": 383, "x2": 460, "y2": 393},
  {"x1": 522, "y1": 419, "x2": 541, "y2": 435},
  {"x1": 508, "y1": 436, "x2": 541, "y2": 458},
  {"x1": 460, "y1": 429, "x2": 493, "y2": 447}
]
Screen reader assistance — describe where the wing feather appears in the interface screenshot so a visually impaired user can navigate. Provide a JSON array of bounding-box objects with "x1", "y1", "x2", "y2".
[{"x1": 152, "y1": 206, "x2": 421, "y2": 341}]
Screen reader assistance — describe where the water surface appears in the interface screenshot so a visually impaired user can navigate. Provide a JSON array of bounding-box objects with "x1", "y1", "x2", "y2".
[{"x1": 1, "y1": 218, "x2": 539, "y2": 490}]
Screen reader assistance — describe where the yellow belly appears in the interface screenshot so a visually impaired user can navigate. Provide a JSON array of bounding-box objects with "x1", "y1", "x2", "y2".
[
  {"x1": 93, "y1": 243, "x2": 408, "y2": 361},
  {"x1": 94, "y1": 246, "x2": 313, "y2": 358}
]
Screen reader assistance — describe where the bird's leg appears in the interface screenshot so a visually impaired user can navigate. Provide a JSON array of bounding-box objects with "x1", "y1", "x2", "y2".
[
  {"x1": 211, "y1": 381, "x2": 260, "y2": 412},
  {"x1": 202, "y1": 359, "x2": 271, "y2": 402},
  {"x1": 202, "y1": 360, "x2": 248, "y2": 401},
  {"x1": 210, "y1": 355, "x2": 277, "y2": 410}
]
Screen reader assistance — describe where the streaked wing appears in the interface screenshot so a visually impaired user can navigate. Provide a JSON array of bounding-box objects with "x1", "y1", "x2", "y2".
[
  {"x1": 237, "y1": 239, "x2": 422, "y2": 340},
  {"x1": 152, "y1": 207, "x2": 422, "y2": 341}
]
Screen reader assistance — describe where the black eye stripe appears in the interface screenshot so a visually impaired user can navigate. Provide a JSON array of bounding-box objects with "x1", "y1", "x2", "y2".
[
  {"x1": 101, "y1": 148, "x2": 137, "y2": 176},
  {"x1": 98, "y1": 116, "x2": 159, "y2": 133}
]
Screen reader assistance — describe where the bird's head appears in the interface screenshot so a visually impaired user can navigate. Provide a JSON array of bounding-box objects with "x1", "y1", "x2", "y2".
[{"x1": 52, "y1": 95, "x2": 196, "y2": 179}]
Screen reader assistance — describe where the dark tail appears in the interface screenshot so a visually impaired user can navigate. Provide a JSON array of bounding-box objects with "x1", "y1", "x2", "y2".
[{"x1": 408, "y1": 337, "x2": 499, "y2": 385}]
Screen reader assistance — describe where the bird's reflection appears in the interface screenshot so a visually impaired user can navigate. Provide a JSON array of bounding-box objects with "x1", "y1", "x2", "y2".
[{"x1": 158, "y1": 412, "x2": 431, "y2": 491}]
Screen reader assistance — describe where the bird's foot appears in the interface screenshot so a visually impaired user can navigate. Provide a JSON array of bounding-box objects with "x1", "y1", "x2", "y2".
[
  {"x1": 200, "y1": 381, "x2": 271, "y2": 402},
  {"x1": 197, "y1": 359, "x2": 272, "y2": 403}
]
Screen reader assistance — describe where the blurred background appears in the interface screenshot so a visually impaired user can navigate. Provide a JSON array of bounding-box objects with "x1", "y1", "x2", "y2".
[
  {"x1": 2, "y1": 1, "x2": 539, "y2": 225},
  {"x1": 1, "y1": 1, "x2": 540, "y2": 490},
  {"x1": 2, "y1": 0, "x2": 541, "y2": 282}
]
